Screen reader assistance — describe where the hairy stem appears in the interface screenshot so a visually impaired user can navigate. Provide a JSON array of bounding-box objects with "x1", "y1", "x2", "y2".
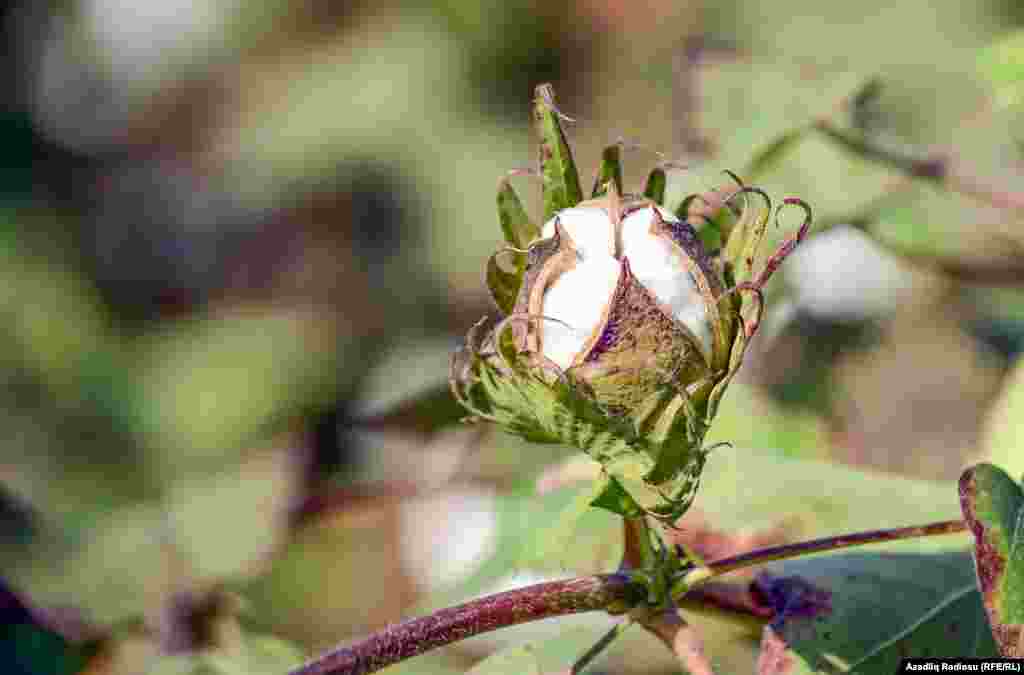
[
  {"x1": 287, "y1": 574, "x2": 644, "y2": 675},
  {"x1": 288, "y1": 519, "x2": 967, "y2": 675},
  {"x1": 680, "y1": 518, "x2": 967, "y2": 590}
]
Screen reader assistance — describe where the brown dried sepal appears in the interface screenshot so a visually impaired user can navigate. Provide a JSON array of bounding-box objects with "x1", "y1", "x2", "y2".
[
  {"x1": 573, "y1": 257, "x2": 711, "y2": 414},
  {"x1": 512, "y1": 220, "x2": 577, "y2": 353},
  {"x1": 649, "y1": 208, "x2": 732, "y2": 370}
]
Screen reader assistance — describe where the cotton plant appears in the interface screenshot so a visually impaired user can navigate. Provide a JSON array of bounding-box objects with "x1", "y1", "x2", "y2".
[{"x1": 450, "y1": 83, "x2": 811, "y2": 522}]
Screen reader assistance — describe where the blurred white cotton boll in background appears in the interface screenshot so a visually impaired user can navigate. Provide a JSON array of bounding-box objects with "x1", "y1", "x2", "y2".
[
  {"x1": 786, "y1": 225, "x2": 915, "y2": 320},
  {"x1": 399, "y1": 488, "x2": 498, "y2": 591}
]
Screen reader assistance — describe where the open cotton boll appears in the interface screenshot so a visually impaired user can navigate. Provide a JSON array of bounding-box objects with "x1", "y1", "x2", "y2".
[
  {"x1": 541, "y1": 256, "x2": 621, "y2": 369},
  {"x1": 619, "y1": 206, "x2": 712, "y2": 354},
  {"x1": 540, "y1": 207, "x2": 615, "y2": 261}
]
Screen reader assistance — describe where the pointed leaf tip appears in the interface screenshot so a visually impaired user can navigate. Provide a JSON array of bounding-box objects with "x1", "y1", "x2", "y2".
[
  {"x1": 534, "y1": 83, "x2": 583, "y2": 220},
  {"x1": 590, "y1": 474, "x2": 644, "y2": 517},
  {"x1": 591, "y1": 144, "x2": 624, "y2": 198}
]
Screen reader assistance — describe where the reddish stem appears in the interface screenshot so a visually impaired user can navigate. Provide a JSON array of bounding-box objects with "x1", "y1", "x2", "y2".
[
  {"x1": 287, "y1": 574, "x2": 644, "y2": 675},
  {"x1": 693, "y1": 518, "x2": 967, "y2": 581}
]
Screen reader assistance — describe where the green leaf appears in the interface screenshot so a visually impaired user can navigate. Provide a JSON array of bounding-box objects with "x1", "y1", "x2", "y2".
[
  {"x1": 850, "y1": 586, "x2": 998, "y2": 670},
  {"x1": 959, "y1": 463, "x2": 1024, "y2": 656},
  {"x1": 588, "y1": 474, "x2": 644, "y2": 518},
  {"x1": 138, "y1": 310, "x2": 340, "y2": 481},
  {"x1": 642, "y1": 167, "x2": 667, "y2": 206},
  {"x1": 590, "y1": 144, "x2": 623, "y2": 198},
  {"x1": 534, "y1": 84, "x2": 583, "y2": 220},
  {"x1": 979, "y1": 30, "x2": 1024, "y2": 108},
  {"x1": 692, "y1": 448, "x2": 977, "y2": 671},
  {"x1": 752, "y1": 550, "x2": 978, "y2": 673},
  {"x1": 721, "y1": 186, "x2": 771, "y2": 286},
  {"x1": 743, "y1": 129, "x2": 809, "y2": 182},
  {"x1": 486, "y1": 250, "x2": 525, "y2": 315},
  {"x1": 698, "y1": 449, "x2": 961, "y2": 536},
  {"x1": 497, "y1": 178, "x2": 539, "y2": 249},
  {"x1": 698, "y1": 66, "x2": 871, "y2": 178}
]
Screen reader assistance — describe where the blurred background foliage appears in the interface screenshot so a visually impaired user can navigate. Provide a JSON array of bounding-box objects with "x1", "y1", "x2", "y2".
[{"x1": 2, "y1": 0, "x2": 1024, "y2": 673}]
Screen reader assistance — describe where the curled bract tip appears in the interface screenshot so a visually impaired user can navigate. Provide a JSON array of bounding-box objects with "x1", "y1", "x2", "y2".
[
  {"x1": 778, "y1": 197, "x2": 813, "y2": 242},
  {"x1": 721, "y1": 169, "x2": 745, "y2": 188},
  {"x1": 724, "y1": 185, "x2": 772, "y2": 214}
]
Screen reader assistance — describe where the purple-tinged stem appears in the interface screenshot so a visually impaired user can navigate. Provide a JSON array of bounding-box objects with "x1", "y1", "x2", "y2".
[
  {"x1": 287, "y1": 574, "x2": 644, "y2": 675},
  {"x1": 682, "y1": 518, "x2": 967, "y2": 589}
]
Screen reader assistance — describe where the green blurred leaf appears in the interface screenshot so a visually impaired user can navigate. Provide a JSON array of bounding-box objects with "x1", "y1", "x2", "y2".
[
  {"x1": 7, "y1": 504, "x2": 165, "y2": 625},
  {"x1": 981, "y1": 355, "x2": 1024, "y2": 478},
  {"x1": 850, "y1": 586, "x2": 998, "y2": 669},
  {"x1": 139, "y1": 309, "x2": 339, "y2": 481},
  {"x1": 168, "y1": 450, "x2": 296, "y2": 583},
  {"x1": 744, "y1": 129, "x2": 809, "y2": 182},
  {"x1": 979, "y1": 30, "x2": 1024, "y2": 108},
  {"x1": 705, "y1": 383, "x2": 829, "y2": 461},
  {"x1": 700, "y1": 449, "x2": 960, "y2": 536},
  {"x1": 959, "y1": 463, "x2": 1024, "y2": 656},
  {"x1": 534, "y1": 84, "x2": 583, "y2": 220},
  {"x1": 698, "y1": 66, "x2": 870, "y2": 178}
]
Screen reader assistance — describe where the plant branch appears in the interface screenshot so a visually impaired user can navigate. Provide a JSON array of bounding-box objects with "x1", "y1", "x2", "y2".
[
  {"x1": 814, "y1": 122, "x2": 1024, "y2": 213},
  {"x1": 287, "y1": 518, "x2": 967, "y2": 675},
  {"x1": 679, "y1": 518, "x2": 966, "y2": 591},
  {"x1": 286, "y1": 574, "x2": 644, "y2": 675}
]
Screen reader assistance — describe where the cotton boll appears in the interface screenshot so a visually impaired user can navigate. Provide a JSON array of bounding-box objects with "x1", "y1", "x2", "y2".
[
  {"x1": 619, "y1": 207, "x2": 711, "y2": 353},
  {"x1": 541, "y1": 256, "x2": 621, "y2": 369},
  {"x1": 786, "y1": 225, "x2": 913, "y2": 319},
  {"x1": 540, "y1": 207, "x2": 615, "y2": 262}
]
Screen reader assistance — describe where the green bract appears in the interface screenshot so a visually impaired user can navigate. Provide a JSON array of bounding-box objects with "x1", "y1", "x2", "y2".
[{"x1": 451, "y1": 84, "x2": 812, "y2": 522}]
